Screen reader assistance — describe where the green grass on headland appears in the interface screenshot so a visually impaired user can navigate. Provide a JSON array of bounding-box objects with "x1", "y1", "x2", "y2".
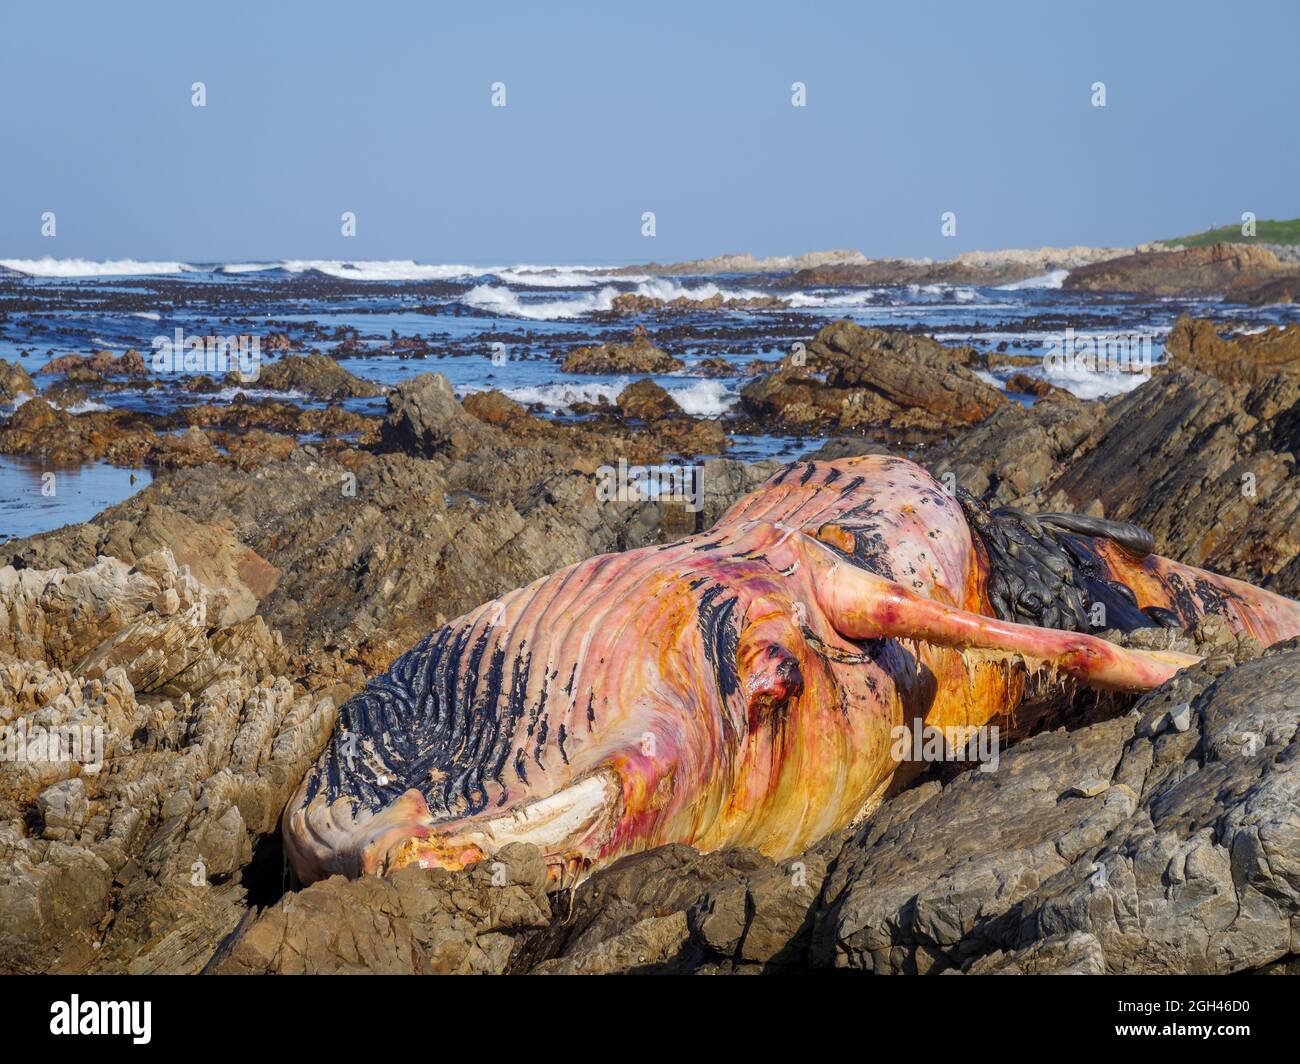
[{"x1": 1162, "y1": 218, "x2": 1300, "y2": 247}]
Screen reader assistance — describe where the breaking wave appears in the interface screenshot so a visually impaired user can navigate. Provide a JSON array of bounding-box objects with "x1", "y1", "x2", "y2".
[
  {"x1": 0, "y1": 258, "x2": 196, "y2": 278},
  {"x1": 463, "y1": 284, "x2": 619, "y2": 320},
  {"x1": 996, "y1": 270, "x2": 1069, "y2": 291}
]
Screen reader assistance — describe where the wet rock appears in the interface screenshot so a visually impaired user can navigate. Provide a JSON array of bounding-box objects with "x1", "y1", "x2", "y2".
[
  {"x1": 561, "y1": 334, "x2": 683, "y2": 374},
  {"x1": 0, "y1": 359, "x2": 35, "y2": 400},
  {"x1": 40, "y1": 348, "x2": 148, "y2": 380},
  {"x1": 690, "y1": 357, "x2": 737, "y2": 377},
  {"x1": 183, "y1": 397, "x2": 377, "y2": 444},
  {"x1": 608, "y1": 292, "x2": 787, "y2": 315},
  {"x1": 1004, "y1": 372, "x2": 1057, "y2": 397},
  {"x1": 617, "y1": 378, "x2": 681, "y2": 421}
]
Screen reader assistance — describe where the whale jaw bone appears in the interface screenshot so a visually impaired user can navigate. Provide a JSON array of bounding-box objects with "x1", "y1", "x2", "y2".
[{"x1": 386, "y1": 769, "x2": 624, "y2": 884}]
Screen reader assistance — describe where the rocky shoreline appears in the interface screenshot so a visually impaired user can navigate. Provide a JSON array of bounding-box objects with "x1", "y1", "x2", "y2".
[{"x1": 3, "y1": 313, "x2": 1300, "y2": 974}]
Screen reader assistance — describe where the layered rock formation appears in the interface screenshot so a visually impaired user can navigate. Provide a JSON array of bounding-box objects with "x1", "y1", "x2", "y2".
[
  {"x1": 1063, "y1": 242, "x2": 1283, "y2": 298},
  {"x1": 0, "y1": 549, "x2": 339, "y2": 974}
]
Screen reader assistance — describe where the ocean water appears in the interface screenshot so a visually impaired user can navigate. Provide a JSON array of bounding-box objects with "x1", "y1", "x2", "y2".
[
  {"x1": 2, "y1": 257, "x2": 1298, "y2": 541},
  {"x1": 0, "y1": 456, "x2": 152, "y2": 541}
]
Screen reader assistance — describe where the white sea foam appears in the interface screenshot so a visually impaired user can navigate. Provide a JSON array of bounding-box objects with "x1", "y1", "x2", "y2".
[
  {"x1": 463, "y1": 284, "x2": 619, "y2": 320},
  {"x1": 130, "y1": 311, "x2": 162, "y2": 321},
  {"x1": 274, "y1": 260, "x2": 483, "y2": 282},
  {"x1": 212, "y1": 386, "x2": 311, "y2": 401},
  {"x1": 665, "y1": 379, "x2": 737, "y2": 417},
  {"x1": 785, "y1": 288, "x2": 888, "y2": 309},
  {"x1": 1042, "y1": 367, "x2": 1150, "y2": 400},
  {"x1": 2, "y1": 391, "x2": 37, "y2": 415},
  {"x1": 471, "y1": 277, "x2": 774, "y2": 317},
  {"x1": 471, "y1": 376, "x2": 738, "y2": 417},
  {"x1": 631, "y1": 278, "x2": 768, "y2": 302},
  {"x1": 3, "y1": 392, "x2": 111, "y2": 415},
  {"x1": 492, "y1": 379, "x2": 627, "y2": 411},
  {"x1": 217, "y1": 262, "x2": 283, "y2": 275},
  {"x1": 907, "y1": 283, "x2": 979, "y2": 302},
  {"x1": 58, "y1": 399, "x2": 112, "y2": 414},
  {"x1": 990, "y1": 363, "x2": 1151, "y2": 401},
  {"x1": 996, "y1": 270, "x2": 1069, "y2": 291},
  {"x1": 0, "y1": 258, "x2": 196, "y2": 278}
]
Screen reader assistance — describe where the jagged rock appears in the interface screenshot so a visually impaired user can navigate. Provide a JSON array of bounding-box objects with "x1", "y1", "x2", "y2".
[
  {"x1": 380, "y1": 372, "x2": 500, "y2": 458},
  {"x1": 1227, "y1": 267, "x2": 1300, "y2": 306},
  {"x1": 1, "y1": 506, "x2": 276, "y2": 628},
  {"x1": 3, "y1": 442, "x2": 775, "y2": 673},
  {"x1": 1047, "y1": 369, "x2": 1300, "y2": 591},
  {"x1": 930, "y1": 391, "x2": 1099, "y2": 506},
  {"x1": 930, "y1": 365, "x2": 1300, "y2": 596},
  {"x1": 210, "y1": 843, "x2": 550, "y2": 974},
  {"x1": 513, "y1": 831, "x2": 845, "y2": 974},
  {"x1": 0, "y1": 549, "x2": 339, "y2": 974},
  {"x1": 518, "y1": 844, "x2": 771, "y2": 974},
  {"x1": 1163, "y1": 315, "x2": 1300, "y2": 388},
  {"x1": 742, "y1": 320, "x2": 1003, "y2": 432}
]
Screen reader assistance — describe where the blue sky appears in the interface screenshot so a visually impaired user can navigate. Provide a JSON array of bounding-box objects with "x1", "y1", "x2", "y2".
[{"x1": 1, "y1": 0, "x2": 1296, "y2": 264}]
